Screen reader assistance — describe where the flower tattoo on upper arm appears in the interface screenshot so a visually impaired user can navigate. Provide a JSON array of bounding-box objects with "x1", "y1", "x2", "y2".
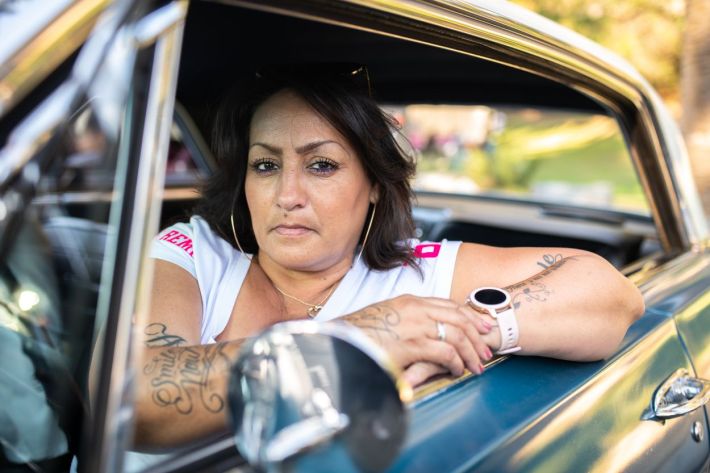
[{"x1": 506, "y1": 255, "x2": 578, "y2": 309}]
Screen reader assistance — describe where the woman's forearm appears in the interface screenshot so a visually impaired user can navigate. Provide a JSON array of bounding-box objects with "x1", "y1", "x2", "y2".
[
  {"x1": 483, "y1": 254, "x2": 644, "y2": 361},
  {"x1": 133, "y1": 340, "x2": 242, "y2": 450}
]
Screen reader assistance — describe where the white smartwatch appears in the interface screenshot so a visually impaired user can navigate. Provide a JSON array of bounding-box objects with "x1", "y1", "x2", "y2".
[{"x1": 466, "y1": 287, "x2": 521, "y2": 355}]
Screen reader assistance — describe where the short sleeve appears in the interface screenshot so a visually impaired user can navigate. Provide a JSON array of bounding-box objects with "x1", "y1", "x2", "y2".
[
  {"x1": 149, "y1": 222, "x2": 196, "y2": 279},
  {"x1": 431, "y1": 240, "x2": 462, "y2": 297},
  {"x1": 410, "y1": 239, "x2": 462, "y2": 298}
]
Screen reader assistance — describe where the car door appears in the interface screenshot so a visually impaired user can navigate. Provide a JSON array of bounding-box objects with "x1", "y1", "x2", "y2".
[
  {"x1": 0, "y1": 1, "x2": 187, "y2": 471},
  {"x1": 392, "y1": 288, "x2": 709, "y2": 472}
]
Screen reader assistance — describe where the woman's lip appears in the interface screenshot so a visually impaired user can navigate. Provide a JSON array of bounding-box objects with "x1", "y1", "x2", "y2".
[{"x1": 273, "y1": 225, "x2": 313, "y2": 236}]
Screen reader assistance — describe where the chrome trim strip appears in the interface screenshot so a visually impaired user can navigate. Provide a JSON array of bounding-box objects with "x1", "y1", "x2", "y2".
[
  {"x1": 634, "y1": 250, "x2": 710, "y2": 307},
  {"x1": 411, "y1": 356, "x2": 506, "y2": 405},
  {"x1": 646, "y1": 92, "x2": 709, "y2": 248},
  {"x1": 32, "y1": 190, "x2": 116, "y2": 205},
  {"x1": 88, "y1": 2, "x2": 188, "y2": 471},
  {"x1": 132, "y1": 1, "x2": 189, "y2": 47},
  {"x1": 30, "y1": 186, "x2": 198, "y2": 205},
  {"x1": 0, "y1": 0, "x2": 110, "y2": 117}
]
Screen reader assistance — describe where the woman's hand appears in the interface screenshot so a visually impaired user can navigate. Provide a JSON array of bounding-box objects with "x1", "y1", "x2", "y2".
[{"x1": 343, "y1": 294, "x2": 495, "y2": 385}]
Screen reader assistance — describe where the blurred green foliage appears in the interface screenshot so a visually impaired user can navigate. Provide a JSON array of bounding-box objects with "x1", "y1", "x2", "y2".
[
  {"x1": 407, "y1": 0, "x2": 678, "y2": 214},
  {"x1": 415, "y1": 108, "x2": 648, "y2": 212},
  {"x1": 512, "y1": 0, "x2": 684, "y2": 99}
]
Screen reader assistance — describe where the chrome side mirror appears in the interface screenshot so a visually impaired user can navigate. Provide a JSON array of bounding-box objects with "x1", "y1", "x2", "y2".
[{"x1": 228, "y1": 321, "x2": 412, "y2": 472}]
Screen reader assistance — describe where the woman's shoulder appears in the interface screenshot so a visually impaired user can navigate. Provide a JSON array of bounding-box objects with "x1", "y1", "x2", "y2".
[{"x1": 153, "y1": 215, "x2": 237, "y2": 259}]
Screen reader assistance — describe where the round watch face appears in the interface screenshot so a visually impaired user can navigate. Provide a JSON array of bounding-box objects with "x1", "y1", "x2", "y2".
[{"x1": 470, "y1": 287, "x2": 511, "y2": 310}]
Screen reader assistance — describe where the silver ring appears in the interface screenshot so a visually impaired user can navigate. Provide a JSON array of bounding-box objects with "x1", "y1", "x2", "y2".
[{"x1": 436, "y1": 321, "x2": 446, "y2": 342}]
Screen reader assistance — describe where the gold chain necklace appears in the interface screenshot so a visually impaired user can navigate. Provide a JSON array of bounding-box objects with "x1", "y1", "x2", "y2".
[{"x1": 273, "y1": 283, "x2": 337, "y2": 318}]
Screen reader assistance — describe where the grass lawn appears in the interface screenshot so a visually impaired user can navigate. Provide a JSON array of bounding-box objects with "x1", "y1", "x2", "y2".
[{"x1": 414, "y1": 107, "x2": 649, "y2": 213}]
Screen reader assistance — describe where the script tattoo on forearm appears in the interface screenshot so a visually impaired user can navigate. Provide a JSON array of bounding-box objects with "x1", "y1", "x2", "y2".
[
  {"x1": 536, "y1": 253, "x2": 563, "y2": 270},
  {"x1": 506, "y1": 256, "x2": 578, "y2": 309},
  {"x1": 144, "y1": 323, "x2": 187, "y2": 347},
  {"x1": 143, "y1": 343, "x2": 231, "y2": 415},
  {"x1": 346, "y1": 304, "x2": 401, "y2": 344}
]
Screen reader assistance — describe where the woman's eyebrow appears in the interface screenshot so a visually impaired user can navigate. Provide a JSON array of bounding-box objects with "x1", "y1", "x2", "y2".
[
  {"x1": 249, "y1": 142, "x2": 282, "y2": 154},
  {"x1": 294, "y1": 140, "x2": 338, "y2": 154},
  {"x1": 249, "y1": 140, "x2": 339, "y2": 155}
]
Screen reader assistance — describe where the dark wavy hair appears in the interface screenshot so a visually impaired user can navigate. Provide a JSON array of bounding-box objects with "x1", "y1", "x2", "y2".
[{"x1": 193, "y1": 66, "x2": 418, "y2": 271}]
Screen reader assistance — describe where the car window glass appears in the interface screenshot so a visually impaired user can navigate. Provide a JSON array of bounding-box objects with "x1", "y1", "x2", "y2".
[
  {"x1": 0, "y1": 99, "x2": 113, "y2": 470},
  {"x1": 389, "y1": 104, "x2": 650, "y2": 214},
  {"x1": 165, "y1": 122, "x2": 200, "y2": 186}
]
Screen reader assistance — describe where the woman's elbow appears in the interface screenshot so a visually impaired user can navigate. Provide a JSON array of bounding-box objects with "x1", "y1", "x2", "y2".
[
  {"x1": 617, "y1": 271, "x2": 645, "y2": 324},
  {"x1": 598, "y1": 275, "x2": 644, "y2": 360},
  {"x1": 627, "y1": 285, "x2": 645, "y2": 322},
  {"x1": 591, "y1": 256, "x2": 646, "y2": 358},
  {"x1": 587, "y1": 252, "x2": 645, "y2": 323}
]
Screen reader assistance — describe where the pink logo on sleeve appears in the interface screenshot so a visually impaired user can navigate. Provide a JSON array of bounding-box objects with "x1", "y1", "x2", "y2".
[
  {"x1": 413, "y1": 243, "x2": 441, "y2": 258},
  {"x1": 159, "y1": 229, "x2": 194, "y2": 257}
]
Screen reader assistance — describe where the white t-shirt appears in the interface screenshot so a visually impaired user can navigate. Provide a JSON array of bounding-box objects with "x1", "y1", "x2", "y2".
[{"x1": 150, "y1": 215, "x2": 462, "y2": 343}]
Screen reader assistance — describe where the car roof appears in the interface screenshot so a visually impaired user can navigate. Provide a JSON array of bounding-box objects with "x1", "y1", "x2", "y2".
[{"x1": 177, "y1": 1, "x2": 610, "y2": 136}]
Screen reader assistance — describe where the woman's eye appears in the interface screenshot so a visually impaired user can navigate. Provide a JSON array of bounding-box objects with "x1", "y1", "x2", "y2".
[
  {"x1": 250, "y1": 159, "x2": 278, "y2": 173},
  {"x1": 308, "y1": 158, "x2": 339, "y2": 174}
]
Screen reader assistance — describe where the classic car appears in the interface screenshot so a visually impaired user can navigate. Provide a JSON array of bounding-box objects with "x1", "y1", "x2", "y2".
[{"x1": 1, "y1": 0, "x2": 709, "y2": 472}]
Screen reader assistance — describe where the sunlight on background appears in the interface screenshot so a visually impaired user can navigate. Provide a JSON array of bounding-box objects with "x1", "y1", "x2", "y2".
[
  {"x1": 390, "y1": 104, "x2": 648, "y2": 213},
  {"x1": 511, "y1": 0, "x2": 710, "y2": 219},
  {"x1": 512, "y1": 0, "x2": 684, "y2": 110}
]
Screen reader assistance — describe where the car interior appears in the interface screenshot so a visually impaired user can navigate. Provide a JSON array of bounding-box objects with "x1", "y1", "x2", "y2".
[{"x1": 164, "y1": 1, "x2": 660, "y2": 271}]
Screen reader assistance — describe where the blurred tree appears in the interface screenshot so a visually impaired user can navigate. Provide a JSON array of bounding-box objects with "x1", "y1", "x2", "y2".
[
  {"x1": 515, "y1": 0, "x2": 710, "y2": 216},
  {"x1": 514, "y1": 0, "x2": 684, "y2": 101},
  {"x1": 680, "y1": 0, "x2": 710, "y2": 215}
]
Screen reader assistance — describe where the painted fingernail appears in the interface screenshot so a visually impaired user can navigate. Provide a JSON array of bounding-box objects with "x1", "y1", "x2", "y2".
[
  {"x1": 481, "y1": 319, "x2": 493, "y2": 330},
  {"x1": 479, "y1": 363, "x2": 485, "y2": 374},
  {"x1": 485, "y1": 347, "x2": 493, "y2": 360}
]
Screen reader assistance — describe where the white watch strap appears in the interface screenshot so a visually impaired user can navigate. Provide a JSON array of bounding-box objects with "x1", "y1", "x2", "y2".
[{"x1": 493, "y1": 306, "x2": 521, "y2": 355}]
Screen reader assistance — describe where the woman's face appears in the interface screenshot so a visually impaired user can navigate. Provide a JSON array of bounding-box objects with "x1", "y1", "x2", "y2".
[{"x1": 245, "y1": 89, "x2": 376, "y2": 272}]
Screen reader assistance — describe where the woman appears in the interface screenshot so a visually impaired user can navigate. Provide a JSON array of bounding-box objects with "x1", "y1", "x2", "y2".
[{"x1": 136, "y1": 66, "x2": 644, "y2": 448}]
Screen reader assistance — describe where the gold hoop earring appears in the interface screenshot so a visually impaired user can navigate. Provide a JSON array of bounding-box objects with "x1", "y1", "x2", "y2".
[
  {"x1": 355, "y1": 204, "x2": 376, "y2": 267},
  {"x1": 230, "y1": 212, "x2": 252, "y2": 259}
]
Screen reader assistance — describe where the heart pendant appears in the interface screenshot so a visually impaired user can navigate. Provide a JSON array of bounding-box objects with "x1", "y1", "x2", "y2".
[{"x1": 307, "y1": 305, "x2": 323, "y2": 318}]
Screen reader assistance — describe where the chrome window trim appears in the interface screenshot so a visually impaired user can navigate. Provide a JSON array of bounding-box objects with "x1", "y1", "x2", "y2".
[
  {"x1": 0, "y1": 0, "x2": 111, "y2": 118},
  {"x1": 217, "y1": 0, "x2": 708, "y2": 251},
  {"x1": 0, "y1": 0, "x2": 135, "y2": 191},
  {"x1": 79, "y1": 2, "x2": 188, "y2": 472}
]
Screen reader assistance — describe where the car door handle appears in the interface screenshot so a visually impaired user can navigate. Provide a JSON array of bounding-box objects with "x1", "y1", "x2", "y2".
[{"x1": 653, "y1": 369, "x2": 710, "y2": 419}]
